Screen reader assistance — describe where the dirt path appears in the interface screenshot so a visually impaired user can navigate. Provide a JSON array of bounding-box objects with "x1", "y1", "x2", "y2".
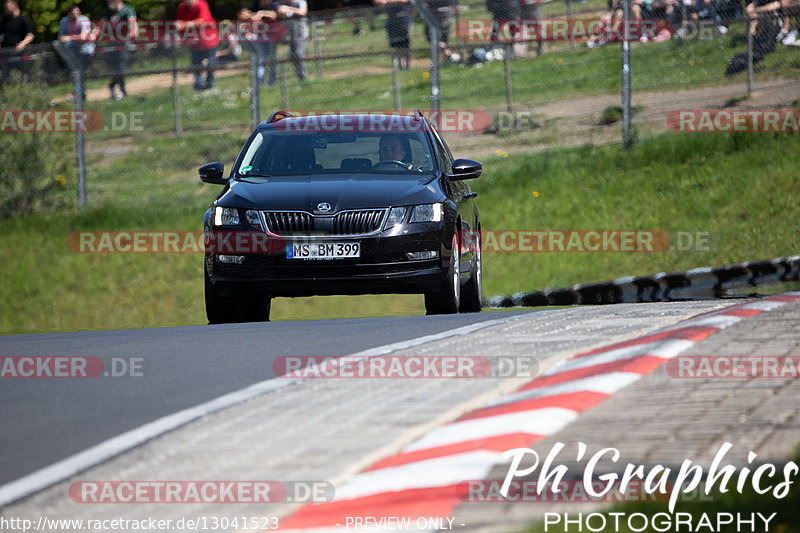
[
  {"x1": 60, "y1": 59, "x2": 389, "y2": 105},
  {"x1": 77, "y1": 57, "x2": 799, "y2": 163},
  {"x1": 448, "y1": 77, "x2": 800, "y2": 158},
  {"x1": 53, "y1": 66, "x2": 248, "y2": 105}
]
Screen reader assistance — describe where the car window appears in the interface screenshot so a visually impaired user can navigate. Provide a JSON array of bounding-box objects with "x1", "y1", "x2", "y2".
[
  {"x1": 428, "y1": 124, "x2": 453, "y2": 172},
  {"x1": 237, "y1": 130, "x2": 435, "y2": 177}
]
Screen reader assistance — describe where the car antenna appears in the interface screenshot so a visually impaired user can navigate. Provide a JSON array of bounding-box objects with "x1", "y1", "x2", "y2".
[{"x1": 267, "y1": 110, "x2": 294, "y2": 123}]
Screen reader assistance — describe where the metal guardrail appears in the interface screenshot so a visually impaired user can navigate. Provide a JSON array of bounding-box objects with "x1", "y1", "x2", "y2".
[{"x1": 485, "y1": 256, "x2": 800, "y2": 306}]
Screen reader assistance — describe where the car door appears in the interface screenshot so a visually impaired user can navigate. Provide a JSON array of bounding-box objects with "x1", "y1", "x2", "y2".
[{"x1": 430, "y1": 125, "x2": 478, "y2": 275}]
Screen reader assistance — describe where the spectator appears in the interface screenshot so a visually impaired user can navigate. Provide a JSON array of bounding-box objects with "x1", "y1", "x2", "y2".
[
  {"x1": 747, "y1": 0, "x2": 800, "y2": 46},
  {"x1": 586, "y1": 0, "x2": 643, "y2": 47},
  {"x1": 715, "y1": 0, "x2": 743, "y2": 27},
  {"x1": 776, "y1": 0, "x2": 800, "y2": 44},
  {"x1": 95, "y1": 0, "x2": 137, "y2": 100},
  {"x1": 486, "y1": 0, "x2": 520, "y2": 44},
  {"x1": 0, "y1": 0, "x2": 34, "y2": 87},
  {"x1": 740, "y1": 0, "x2": 784, "y2": 65},
  {"x1": 424, "y1": 0, "x2": 456, "y2": 61},
  {"x1": 216, "y1": 21, "x2": 243, "y2": 64},
  {"x1": 681, "y1": 0, "x2": 743, "y2": 36},
  {"x1": 682, "y1": 0, "x2": 730, "y2": 25},
  {"x1": 240, "y1": 0, "x2": 279, "y2": 86},
  {"x1": 746, "y1": 0, "x2": 780, "y2": 36},
  {"x1": 780, "y1": 10, "x2": 799, "y2": 44},
  {"x1": 277, "y1": 0, "x2": 309, "y2": 81},
  {"x1": 349, "y1": 0, "x2": 377, "y2": 35},
  {"x1": 177, "y1": 0, "x2": 219, "y2": 91},
  {"x1": 519, "y1": 0, "x2": 545, "y2": 55},
  {"x1": 375, "y1": 0, "x2": 412, "y2": 69},
  {"x1": 58, "y1": 6, "x2": 94, "y2": 70},
  {"x1": 638, "y1": 0, "x2": 678, "y2": 41},
  {"x1": 58, "y1": 4, "x2": 95, "y2": 100},
  {"x1": 643, "y1": 0, "x2": 679, "y2": 21}
]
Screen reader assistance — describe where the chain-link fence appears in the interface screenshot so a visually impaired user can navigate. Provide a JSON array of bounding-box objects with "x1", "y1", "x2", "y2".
[{"x1": 2, "y1": 0, "x2": 799, "y2": 214}]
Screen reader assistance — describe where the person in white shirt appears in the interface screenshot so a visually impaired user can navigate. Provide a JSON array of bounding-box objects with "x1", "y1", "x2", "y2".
[{"x1": 277, "y1": 0, "x2": 308, "y2": 81}]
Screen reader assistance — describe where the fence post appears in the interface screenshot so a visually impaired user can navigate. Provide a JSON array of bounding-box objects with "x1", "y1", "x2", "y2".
[
  {"x1": 312, "y1": 20, "x2": 323, "y2": 77},
  {"x1": 566, "y1": 0, "x2": 575, "y2": 50},
  {"x1": 246, "y1": 41, "x2": 261, "y2": 130},
  {"x1": 392, "y1": 54, "x2": 402, "y2": 111},
  {"x1": 280, "y1": 62, "x2": 289, "y2": 110},
  {"x1": 429, "y1": 24, "x2": 441, "y2": 115},
  {"x1": 454, "y1": 6, "x2": 466, "y2": 60},
  {"x1": 53, "y1": 41, "x2": 87, "y2": 211},
  {"x1": 621, "y1": 0, "x2": 632, "y2": 149},
  {"x1": 410, "y1": 0, "x2": 441, "y2": 115},
  {"x1": 503, "y1": 43, "x2": 513, "y2": 114},
  {"x1": 74, "y1": 68, "x2": 87, "y2": 210},
  {"x1": 172, "y1": 48, "x2": 182, "y2": 136},
  {"x1": 746, "y1": 28, "x2": 753, "y2": 95}
]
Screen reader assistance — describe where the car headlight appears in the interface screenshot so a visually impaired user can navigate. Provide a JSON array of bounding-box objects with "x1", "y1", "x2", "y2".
[
  {"x1": 245, "y1": 209, "x2": 263, "y2": 230},
  {"x1": 406, "y1": 251, "x2": 438, "y2": 260},
  {"x1": 409, "y1": 203, "x2": 443, "y2": 223},
  {"x1": 214, "y1": 206, "x2": 240, "y2": 226},
  {"x1": 384, "y1": 207, "x2": 407, "y2": 229}
]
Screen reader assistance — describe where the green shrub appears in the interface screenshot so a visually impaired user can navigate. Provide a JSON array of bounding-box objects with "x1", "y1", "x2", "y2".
[{"x1": 0, "y1": 85, "x2": 76, "y2": 217}]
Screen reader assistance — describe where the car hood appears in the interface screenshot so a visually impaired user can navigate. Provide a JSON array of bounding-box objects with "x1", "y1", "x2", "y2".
[{"x1": 217, "y1": 174, "x2": 444, "y2": 211}]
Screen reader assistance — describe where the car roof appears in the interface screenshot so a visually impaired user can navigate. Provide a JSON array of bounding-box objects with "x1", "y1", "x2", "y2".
[{"x1": 256, "y1": 111, "x2": 431, "y2": 133}]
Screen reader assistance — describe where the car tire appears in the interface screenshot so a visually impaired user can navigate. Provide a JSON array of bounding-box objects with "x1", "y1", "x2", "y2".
[
  {"x1": 424, "y1": 232, "x2": 460, "y2": 315},
  {"x1": 205, "y1": 269, "x2": 240, "y2": 324},
  {"x1": 459, "y1": 230, "x2": 482, "y2": 313},
  {"x1": 240, "y1": 291, "x2": 271, "y2": 322},
  {"x1": 205, "y1": 270, "x2": 271, "y2": 323}
]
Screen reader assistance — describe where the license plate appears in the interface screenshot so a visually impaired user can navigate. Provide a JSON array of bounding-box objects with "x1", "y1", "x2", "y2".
[{"x1": 286, "y1": 242, "x2": 361, "y2": 260}]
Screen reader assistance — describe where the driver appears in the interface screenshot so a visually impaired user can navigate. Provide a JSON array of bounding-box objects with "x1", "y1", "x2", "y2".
[{"x1": 378, "y1": 136, "x2": 412, "y2": 169}]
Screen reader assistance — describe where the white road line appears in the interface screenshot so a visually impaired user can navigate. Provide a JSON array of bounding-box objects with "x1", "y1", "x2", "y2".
[
  {"x1": 676, "y1": 314, "x2": 742, "y2": 329},
  {"x1": 0, "y1": 377, "x2": 295, "y2": 507},
  {"x1": 339, "y1": 313, "x2": 536, "y2": 359},
  {"x1": 488, "y1": 371, "x2": 644, "y2": 407},
  {"x1": 739, "y1": 300, "x2": 786, "y2": 311},
  {"x1": 402, "y1": 407, "x2": 578, "y2": 453},
  {"x1": 543, "y1": 339, "x2": 695, "y2": 376},
  {"x1": 333, "y1": 450, "x2": 503, "y2": 502}
]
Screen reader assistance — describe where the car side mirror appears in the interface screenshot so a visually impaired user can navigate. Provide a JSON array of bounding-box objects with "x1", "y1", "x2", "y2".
[
  {"x1": 449, "y1": 159, "x2": 482, "y2": 180},
  {"x1": 199, "y1": 162, "x2": 226, "y2": 185}
]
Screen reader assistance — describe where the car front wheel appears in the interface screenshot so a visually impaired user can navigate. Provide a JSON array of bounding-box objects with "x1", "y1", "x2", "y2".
[
  {"x1": 424, "y1": 232, "x2": 460, "y2": 315},
  {"x1": 459, "y1": 230, "x2": 482, "y2": 313},
  {"x1": 205, "y1": 269, "x2": 271, "y2": 324}
]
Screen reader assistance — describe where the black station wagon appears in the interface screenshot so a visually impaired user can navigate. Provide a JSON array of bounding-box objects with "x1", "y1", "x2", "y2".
[{"x1": 200, "y1": 110, "x2": 482, "y2": 323}]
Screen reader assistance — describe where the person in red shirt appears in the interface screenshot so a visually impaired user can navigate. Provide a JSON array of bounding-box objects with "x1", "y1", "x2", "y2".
[{"x1": 177, "y1": 0, "x2": 219, "y2": 90}]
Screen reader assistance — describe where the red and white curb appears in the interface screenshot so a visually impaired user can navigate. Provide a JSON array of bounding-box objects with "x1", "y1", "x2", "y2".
[{"x1": 277, "y1": 294, "x2": 800, "y2": 532}]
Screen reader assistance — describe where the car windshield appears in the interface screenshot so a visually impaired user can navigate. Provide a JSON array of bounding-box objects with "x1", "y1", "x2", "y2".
[{"x1": 236, "y1": 128, "x2": 436, "y2": 178}]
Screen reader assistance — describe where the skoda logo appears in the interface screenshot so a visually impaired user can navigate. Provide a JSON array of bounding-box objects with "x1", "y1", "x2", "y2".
[{"x1": 317, "y1": 202, "x2": 332, "y2": 213}]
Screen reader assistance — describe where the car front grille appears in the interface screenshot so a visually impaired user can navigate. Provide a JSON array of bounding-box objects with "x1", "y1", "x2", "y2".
[
  {"x1": 264, "y1": 211, "x2": 314, "y2": 233},
  {"x1": 263, "y1": 209, "x2": 387, "y2": 236}
]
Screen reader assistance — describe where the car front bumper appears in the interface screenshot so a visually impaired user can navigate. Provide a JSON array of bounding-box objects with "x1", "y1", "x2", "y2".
[{"x1": 205, "y1": 226, "x2": 452, "y2": 297}]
